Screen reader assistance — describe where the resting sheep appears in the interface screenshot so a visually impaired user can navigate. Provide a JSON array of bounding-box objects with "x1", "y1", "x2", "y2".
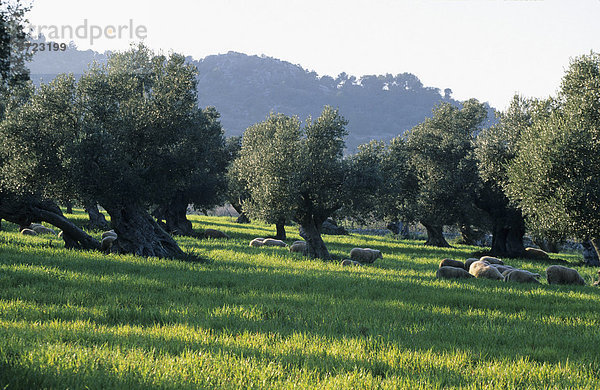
[
  {"x1": 101, "y1": 235, "x2": 117, "y2": 252},
  {"x1": 469, "y1": 260, "x2": 504, "y2": 280},
  {"x1": 525, "y1": 247, "x2": 550, "y2": 260},
  {"x1": 480, "y1": 256, "x2": 504, "y2": 265},
  {"x1": 262, "y1": 238, "x2": 287, "y2": 247},
  {"x1": 204, "y1": 229, "x2": 230, "y2": 239},
  {"x1": 289, "y1": 241, "x2": 307, "y2": 253},
  {"x1": 350, "y1": 248, "x2": 382, "y2": 264},
  {"x1": 546, "y1": 265, "x2": 586, "y2": 285},
  {"x1": 28, "y1": 223, "x2": 56, "y2": 235},
  {"x1": 439, "y1": 258, "x2": 466, "y2": 270},
  {"x1": 503, "y1": 269, "x2": 540, "y2": 284},
  {"x1": 464, "y1": 258, "x2": 479, "y2": 270},
  {"x1": 249, "y1": 238, "x2": 266, "y2": 247},
  {"x1": 341, "y1": 259, "x2": 362, "y2": 267},
  {"x1": 436, "y1": 266, "x2": 473, "y2": 280}
]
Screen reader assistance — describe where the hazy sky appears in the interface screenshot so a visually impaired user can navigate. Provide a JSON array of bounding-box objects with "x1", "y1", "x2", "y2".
[{"x1": 26, "y1": 0, "x2": 600, "y2": 110}]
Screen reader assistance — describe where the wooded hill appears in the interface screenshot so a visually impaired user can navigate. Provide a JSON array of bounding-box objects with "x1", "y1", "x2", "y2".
[{"x1": 28, "y1": 44, "x2": 494, "y2": 151}]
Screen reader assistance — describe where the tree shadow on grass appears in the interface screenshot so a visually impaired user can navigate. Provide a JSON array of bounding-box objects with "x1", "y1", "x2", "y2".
[{"x1": 2, "y1": 238, "x2": 600, "y2": 389}]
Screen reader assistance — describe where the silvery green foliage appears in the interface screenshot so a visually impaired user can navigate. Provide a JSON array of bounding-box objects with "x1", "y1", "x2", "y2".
[
  {"x1": 403, "y1": 99, "x2": 487, "y2": 228},
  {"x1": 506, "y1": 53, "x2": 600, "y2": 242}
]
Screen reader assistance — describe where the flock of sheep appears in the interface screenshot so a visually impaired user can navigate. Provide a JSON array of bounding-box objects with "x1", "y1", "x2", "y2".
[
  {"x1": 249, "y1": 237, "x2": 382, "y2": 265},
  {"x1": 437, "y1": 255, "x2": 599, "y2": 286},
  {"x1": 18, "y1": 224, "x2": 600, "y2": 287},
  {"x1": 20, "y1": 223, "x2": 57, "y2": 236},
  {"x1": 248, "y1": 236, "x2": 600, "y2": 287}
]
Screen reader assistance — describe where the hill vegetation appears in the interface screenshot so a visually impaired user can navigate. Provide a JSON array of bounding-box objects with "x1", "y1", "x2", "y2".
[{"x1": 28, "y1": 40, "x2": 494, "y2": 151}]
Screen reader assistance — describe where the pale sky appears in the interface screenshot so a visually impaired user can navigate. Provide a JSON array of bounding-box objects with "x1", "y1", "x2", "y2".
[{"x1": 26, "y1": 0, "x2": 600, "y2": 110}]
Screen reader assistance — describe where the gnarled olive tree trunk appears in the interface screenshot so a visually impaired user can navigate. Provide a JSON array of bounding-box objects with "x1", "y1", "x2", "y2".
[
  {"x1": 585, "y1": 239, "x2": 600, "y2": 266},
  {"x1": 230, "y1": 202, "x2": 250, "y2": 224},
  {"x1": 299, "y1": 216, "x2": 330, "y2": 260},
  {"x1": 422, "y1": 222, "x2": 450, "y2": 247},
  {"x1": 104, "y1": 203, "x2": 185, "y2": 258},
  {"x1": 489, "y1": 213, "x2": 525, "y2": 258},
  {"x1": 84, "y1": 202, "x2": 110, "y2": 231},
  {"x1": 153, "y1": 197, "x2": 194, "y2": 237},
  {"x1": 0, "y1": 193, "x2": 101, "y2": 250},
  {"x1": 275, "y1": 219, "x2": 286, "y2": 241}
]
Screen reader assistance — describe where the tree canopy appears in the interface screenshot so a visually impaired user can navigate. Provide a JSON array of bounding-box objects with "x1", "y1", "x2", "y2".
[
  {"x1": 402, "y1": 99, "x2": 487, "y2": 246},
  {"x1": 1, "y1": 43, "x2": 226, "y2": 258},
  {"x1": 506, "y1": 52, "x2": 600, "y2": 257},
  {"x1": 233, "y1": 106, "x2": 348, "y2": 259}
]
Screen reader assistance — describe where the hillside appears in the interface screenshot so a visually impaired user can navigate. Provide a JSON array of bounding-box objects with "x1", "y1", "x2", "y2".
[{"x1": 28, "y1": 44, "x2": 495, "y2": 150}]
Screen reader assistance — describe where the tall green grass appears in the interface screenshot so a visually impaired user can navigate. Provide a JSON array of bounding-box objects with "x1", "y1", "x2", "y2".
[{"x1": 1, "y1": 215, "x2": 599, "y2": 389}]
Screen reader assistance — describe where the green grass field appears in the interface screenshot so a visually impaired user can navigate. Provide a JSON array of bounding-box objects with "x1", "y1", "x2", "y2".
[{"x1": 1, "y1": 212, "x2": 600, "y2": 389}]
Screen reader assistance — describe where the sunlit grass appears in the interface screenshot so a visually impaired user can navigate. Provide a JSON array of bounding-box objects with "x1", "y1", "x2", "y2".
[{"x1": 1, "y1": 214, "x2": 599, "y2": 389}]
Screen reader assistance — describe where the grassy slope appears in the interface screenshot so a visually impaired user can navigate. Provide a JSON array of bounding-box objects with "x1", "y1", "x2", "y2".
[{"x1": 1, "y1": 213, "x2": 599, "y2": 389}]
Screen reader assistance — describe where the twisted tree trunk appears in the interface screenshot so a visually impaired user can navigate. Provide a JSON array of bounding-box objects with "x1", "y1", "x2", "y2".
[
  {"x1": 459, "y1": 224, "x2": 478, "y2": 245},
  {"x1": 0, "y1": 193, "x2": 100, "y2": 250},
  {"x1": 490, "y1": 216, "x2": 525, "y2": 258},
  {"x1": 586, "y1": 238, "x2": 600, "y2": 266},
  {"x1": 422, "y1": 222, "x2": 450, "y2": 247},
  {"x1": 104, "y1": 202, "x2": 186, "y2": 259},
  {"x1": 275, "y1": 219, "x2": 286, "y2": 240},
  {"x1": 85, "y1": 202, "x2": 110, "y2": 230},
  {"x1": 299, "y1": 216, "x2": 330, "y2": 260},
  {"x1": 231, "y1": 202, "x2": 250, "y2": 224},
  {"x1": 163, "y1": 203, "x2": 194, "y2": 237}
]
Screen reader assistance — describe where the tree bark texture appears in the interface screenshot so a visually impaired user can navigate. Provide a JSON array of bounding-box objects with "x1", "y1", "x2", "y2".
[
  {"x1": 153, "y1": 197, "x2": 194, "y2": 237},
  {"x1": 422, "y1": 222, "x2": 450, "y2": 247},
  {"x1": 84, "y1": 202, "x2": 110, "y2": 231},
  {"x1": 275, "y1": 219, "x2": 286, "y2": 241},
  {"x1": 0, "y1": 193, "x2": 100, "y2": 250},
  {"x1": 105, "y1": 203, "x2": 186, "y2": 259},
  {"x1": 489, "y1": 217, "x2": 525, "y2": 258},
  {"x1": 231, "y1": 202, "x2": 250, "y2": 224},
  {"x1": 585, "y1": 239, "x2": 600, "y2": 266},
  {"x1": 299, "y1": 216, "x2": 331, "y2": 260}
]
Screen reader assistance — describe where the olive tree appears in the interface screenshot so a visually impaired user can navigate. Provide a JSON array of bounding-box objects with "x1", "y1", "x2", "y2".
[
  {"x1": 0, "y1": 74, "x2": 101, "y2": 249},
  {"x1": 225, "y1": 136, "x2": 251, "y2": 224},
  {"x1": 474, "y1": 96, "x2": 533, "y2": 257},
  {"x1": 0, "y1": 0, "x2": 31, "y2": 119},
  {"x1": 342, "y1": 140, "x2": 386, "y2": 225},
  {"x1": 403, "y1": 99, "x2": 487, "y2": 247},
  {"x1": 231, "y1": 113, "x2": 301, "y2": 240},
  {"x1": 3, "y1": 44, "x2": 223, "y2": 258},
  {"x1": 68, "y1": 45, "x2": 212, "y2": 257},
  {"x1": 233, "y1": 106, "x2": 348, "y2": 259},
  {"x1": 152, "y1": 106, "x2": 228, "y2": 236},
  {"x1": 342, "y1": 139, "x2": 415, "y2": 238},
  {"x1": 506, "y1": 53, "x2": 600, "y2": 260}
]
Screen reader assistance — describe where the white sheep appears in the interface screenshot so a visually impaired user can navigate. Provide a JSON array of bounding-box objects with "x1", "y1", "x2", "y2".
[
  {"x1": 436, "y1": 266, "x2": 473, "y2": 279},
  {"x1": 249, "y1": 238, "x2": 266, "y2": 247},
  {"x1": 480, "y1": 256, "x2": 504, "y2": 265},
  {"x1": 546, "y1": 265, "x2": 586, "y2": 285},
  {"x1": 350, "y1": 248, "x2": 382, "y2": 264},
  {"x1": 503, "y1": 269, "x2": 540, "y2": 284},
  {"x1": 469, "y1": 260, "x2": 504, "y2": 280},
  {"x1": 262, "y1": 238, "x2": 287, "y2": 247},
  {"x1": 289, "y1": 241, "x2": 307, "y2": 253}
]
